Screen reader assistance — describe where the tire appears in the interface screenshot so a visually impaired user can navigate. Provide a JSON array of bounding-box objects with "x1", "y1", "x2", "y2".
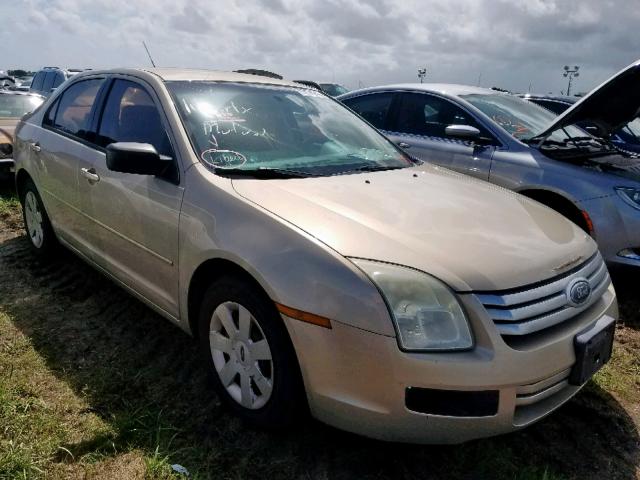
[
  {"x1": 198, "y1": 275, "x2": 305, "y2": 429},
  {"x1": 19, "y1": 178, "x2": 57, "y2": 256}
]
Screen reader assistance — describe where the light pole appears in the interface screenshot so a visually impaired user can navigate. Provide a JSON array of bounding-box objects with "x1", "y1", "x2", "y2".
[
  {"x1": 563, "y1": 65, "x2": 580, "y2": 96},
  {"x1": 418, "y1": 67, "x2": 427, "y2": 83}
]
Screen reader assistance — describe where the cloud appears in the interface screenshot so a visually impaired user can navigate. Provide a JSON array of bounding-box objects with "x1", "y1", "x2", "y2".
[{"x1": 0, "y1": 0, "x2": 638, "y2": 94}]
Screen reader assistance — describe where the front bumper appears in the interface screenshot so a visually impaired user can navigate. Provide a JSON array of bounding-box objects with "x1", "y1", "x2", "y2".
[
  {"x1": 282, "y1": 282, "x2": 617, "y2": 444},
  {"x1": 581, "y1": 194, "x2": 640, "y2": 270}
]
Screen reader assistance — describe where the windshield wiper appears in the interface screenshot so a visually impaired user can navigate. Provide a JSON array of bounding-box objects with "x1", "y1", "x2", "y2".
[
  {"x1": 335, "y1": 164, "x2": 407, "y2": 175},
  {"x1": 213, "y1": 167, "x2": 317, "y2": 179},
  {"x1": 355, "y1": 165, "x2": 406, "y2": 172}
]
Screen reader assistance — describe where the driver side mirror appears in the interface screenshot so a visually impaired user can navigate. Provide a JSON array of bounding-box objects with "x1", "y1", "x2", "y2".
[
  {"x1": 106, "y1": 142, "x2": 172, "y2": 176},
  {"x1": 445, "y1": 124, "x2": 481, "y2": 140},
  {"x1": 445, "y1": 124, "x2": 495, "y2": 145}
]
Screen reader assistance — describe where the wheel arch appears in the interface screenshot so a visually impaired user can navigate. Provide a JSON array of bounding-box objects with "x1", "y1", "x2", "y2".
[
  {"x1": 187, "y1": 257, "x2": 278, "y2": 339},
  {"x1": 15, "y1": 168, "x2": 33, "y2": 200}
]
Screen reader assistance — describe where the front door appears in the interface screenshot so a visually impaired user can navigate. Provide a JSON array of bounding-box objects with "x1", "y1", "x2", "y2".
[
  {"x1": 77, "y1": 78, "x2": 184, "y2": 318},
  {"x1": 386, "y1": 92, "x2": 497, "y2": 181}
]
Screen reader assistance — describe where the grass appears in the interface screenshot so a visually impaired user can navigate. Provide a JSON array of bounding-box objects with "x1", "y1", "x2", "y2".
[
  {"x1": 0, "y1": 194, "x2": 18, "y2": 218},
  {"x1": 593, "y1": 331, "x2": 640, "y2": 402},
  {"x1": 0, "y1": 184, "x2": 638, "y2": 479}
]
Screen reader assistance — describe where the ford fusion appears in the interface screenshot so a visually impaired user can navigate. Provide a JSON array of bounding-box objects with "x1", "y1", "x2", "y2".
[{"x1": 13, "y1": 69, "x2": 617, "y2": 443}]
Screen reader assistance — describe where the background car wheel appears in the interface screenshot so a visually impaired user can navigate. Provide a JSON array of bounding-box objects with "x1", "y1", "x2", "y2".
[
  {"x1": 198, "y1": 275, "x2": 306, "y2": 429},
  {"x1": 20, "y1": 179, "x2": 57, "y2": 255}
]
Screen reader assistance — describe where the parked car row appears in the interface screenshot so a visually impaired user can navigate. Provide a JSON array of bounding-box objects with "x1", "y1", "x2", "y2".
[{"x1": 11, "y1": 62, "x2": 627, "y2": 444}]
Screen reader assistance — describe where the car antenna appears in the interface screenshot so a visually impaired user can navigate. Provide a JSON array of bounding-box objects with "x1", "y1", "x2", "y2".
[{"x1": 142, "y1": 41, "x2": 157, "y2": 68}]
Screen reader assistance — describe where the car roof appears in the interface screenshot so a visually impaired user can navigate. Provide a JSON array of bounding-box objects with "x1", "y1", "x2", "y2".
[
  {"x1": 341, "y1": 83, "x2": 498, "y2": 99},
  {"x1": 519, "y1": 93, "x2": 577, "y2": 103},
  {"x1": 74, "y1": 67, "x2": 308, "y2": 89}
]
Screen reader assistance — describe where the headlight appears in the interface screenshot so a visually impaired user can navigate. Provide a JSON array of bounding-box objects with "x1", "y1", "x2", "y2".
[
  {"x1": 615, "y1": 187, "x2": 640, "y2": 211},
  {"x1": 351, "y1": 259, "x2": 473, "y2": 352}
]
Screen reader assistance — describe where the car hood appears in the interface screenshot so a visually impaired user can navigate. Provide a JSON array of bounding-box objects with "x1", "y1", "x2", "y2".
[
  {"x1": 0, "y1": 119, "x2": 17, "y2": 150},
  {"x1": 232, "y1": 165, "x2": 596, "y2": 292},
  {"x1": 534, "y1": 59, "x2": 640, "y2": 140}
]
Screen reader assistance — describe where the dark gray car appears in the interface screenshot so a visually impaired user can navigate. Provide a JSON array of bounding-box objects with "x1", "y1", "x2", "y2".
[{"x1": 340, "y1": 59, "x2": 640, "y2": 272}]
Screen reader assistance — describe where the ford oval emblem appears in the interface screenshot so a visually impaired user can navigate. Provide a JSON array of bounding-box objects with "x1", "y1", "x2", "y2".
[{"x1": 566, "y1": 278, "x2": 592, "y2": 307}]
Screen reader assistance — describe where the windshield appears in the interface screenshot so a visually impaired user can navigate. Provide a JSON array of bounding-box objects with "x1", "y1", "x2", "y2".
[
  {"x1": 0, "y1": 94, "x2": 43, "y2": 118},
  {"x1": 168, "y1": 81, "x2": 411, "y2": 176},
  {"x1": 320, "y1": 83, "x2": 349, "y2": 97},
  {"x1": 462, "y1": 93, "x2": 586, "y2": 143}
]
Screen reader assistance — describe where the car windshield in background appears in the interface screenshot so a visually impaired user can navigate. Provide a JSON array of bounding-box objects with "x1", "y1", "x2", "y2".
[
  {"x1": 0, "y1": 94, "x2": 43, "y2": 118},
  {"x1": 320, "y1": 83, "x2": 349, "y2": 96},
  {"x1": 462, "y1": 93, "x2": 585, "y2": 143},
  {"x1": 168, "y1": 81, "x2": 412, "y2": 176}
]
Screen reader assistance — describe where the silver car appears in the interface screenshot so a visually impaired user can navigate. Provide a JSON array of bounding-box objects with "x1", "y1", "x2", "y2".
[
  {"x1": 13, "y1": 68, "x2": 617, "y2": 443},
  {"x1": 340, "y1": 60, "x2": 640, "y2": 272}
]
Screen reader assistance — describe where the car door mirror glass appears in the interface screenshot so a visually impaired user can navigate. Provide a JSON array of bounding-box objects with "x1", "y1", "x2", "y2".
[{"x1": 106, "y1": 142, "x2": 171, "y2": 176}]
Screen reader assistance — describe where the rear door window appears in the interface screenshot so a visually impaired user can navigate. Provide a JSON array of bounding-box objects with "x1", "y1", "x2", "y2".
[
  {"x1": 97, "y1": 79, "x2": 173, "y2": 157},
  {"x1": 343, "y1": 93, "x2": 394, "y2": 130},
  {"x1": 51, "y1": 79, "x2": 104, "y2": 138}
]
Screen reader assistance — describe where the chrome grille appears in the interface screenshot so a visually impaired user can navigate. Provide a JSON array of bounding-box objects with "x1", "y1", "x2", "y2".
[{"x1": 476, "y1": 253, "x2": 610, "y2": 336}]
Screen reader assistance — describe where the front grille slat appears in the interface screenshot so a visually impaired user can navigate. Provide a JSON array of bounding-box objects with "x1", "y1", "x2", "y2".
[
  {"x1": 486, "y1": 292, "x2": 568, "y2": 322},
  {"x1": 476, "y1": 253, "x2": 601, "y2": 308},
  {"x1": 516, "y1": 380, "x2": 569, "y2": 406},
  {"x1": 516, "y1": 368, "x2": 571, "y2": 396},
  {"x1": 476, "y1": 253, "x2": 610, "y2": 337}
]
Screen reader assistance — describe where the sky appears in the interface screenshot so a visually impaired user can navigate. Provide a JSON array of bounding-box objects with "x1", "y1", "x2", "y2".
[{"x1": 1, "y1": 0, "x2": 639, "y2": 94}]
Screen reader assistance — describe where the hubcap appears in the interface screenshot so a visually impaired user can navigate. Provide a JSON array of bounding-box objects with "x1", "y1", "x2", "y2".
[
  {"x1": 209, "y1": 302, "x2": 274, "y2": 410},
  {"x1": 24, "y1": 191, "x2": 44, "y2": 248}
]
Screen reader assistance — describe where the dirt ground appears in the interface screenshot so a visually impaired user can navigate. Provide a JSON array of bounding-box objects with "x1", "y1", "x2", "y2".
[{"x1": 0, "y1": 181, "x2": 638, "y2": 479}]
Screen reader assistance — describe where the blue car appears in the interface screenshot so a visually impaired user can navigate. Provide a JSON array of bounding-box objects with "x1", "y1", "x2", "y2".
[{"x1": 520, "y1": 93, "x2": 640, "y2": 155}]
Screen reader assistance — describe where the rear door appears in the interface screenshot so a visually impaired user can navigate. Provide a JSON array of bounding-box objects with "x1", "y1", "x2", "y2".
[
  {"x1": 35, "y1": 77, "x2": 105, "y2": 252},
  {"x1": 386, "y1": 92, "x2": 498, "y2": 180},
  {"x1": 78, "y1": 77, "x2": 183, "y2": 318}
]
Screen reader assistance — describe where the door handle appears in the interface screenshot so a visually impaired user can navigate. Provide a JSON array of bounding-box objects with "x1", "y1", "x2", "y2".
[
  {"x1": 80, "y1": 167, "x2": 100, "y2": 183},
  {"x1": 398, "y1": 142, "x2": 411, "y2": 149},
  {"x1": 30, "y1": 142, "x2": 41, "y2": 153}
]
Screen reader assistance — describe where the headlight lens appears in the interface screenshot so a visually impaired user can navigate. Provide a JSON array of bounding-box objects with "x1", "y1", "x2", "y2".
[
  {"x1": 351, "y1": 259, "x2": 473, "y2": 351},
  {"x1": 615, "y1": 187, "x2": 640, "y2": 210}
]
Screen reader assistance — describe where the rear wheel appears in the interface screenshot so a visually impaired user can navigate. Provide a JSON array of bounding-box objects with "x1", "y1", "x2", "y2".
[
  {"x1": 198, "y1": 276, "x2": 305, "y2": 428},
  {"x1": 20, "y1": 179, "x2": 57, "y2": 255}
]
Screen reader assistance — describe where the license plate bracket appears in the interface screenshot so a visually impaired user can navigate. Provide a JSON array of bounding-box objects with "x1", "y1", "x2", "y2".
[{"x1": 569, "y1": 315, "x2": 616, "y2": 386}]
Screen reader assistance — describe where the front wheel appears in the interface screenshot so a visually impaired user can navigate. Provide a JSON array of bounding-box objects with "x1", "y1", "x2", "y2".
[
  {"x1": 198, "y1": 276, "x2": 305, "y2": 429},
  {"x1": 20, "y1": 178, "x2": 57, "y2": 255}
]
